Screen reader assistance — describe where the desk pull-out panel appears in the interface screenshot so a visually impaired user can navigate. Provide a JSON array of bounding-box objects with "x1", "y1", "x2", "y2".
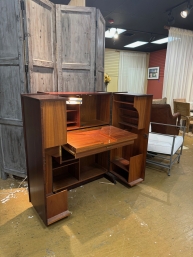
[{"x1": 64, "y1": 126, "x2": 138, "y2": 158}]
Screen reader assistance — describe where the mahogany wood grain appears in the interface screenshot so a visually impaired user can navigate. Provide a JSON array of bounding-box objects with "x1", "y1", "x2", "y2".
[{"x1": 46, "y1": 190, "x2": 70, "y2": 225}]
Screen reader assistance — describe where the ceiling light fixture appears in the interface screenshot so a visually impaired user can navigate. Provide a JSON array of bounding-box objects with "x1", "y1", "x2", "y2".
[
  {"x1": 105, "y1": 28, "x2": 126, "y2": 38},
  {"x1": 151, "y1": 37, "x2": 169, "y2": 44},
  {"x1": 180, "y1": 0, "x2": 193, "y2": 17},
  {"x1": 124, "y1": 41, "x2": 148, "y2": 48}
]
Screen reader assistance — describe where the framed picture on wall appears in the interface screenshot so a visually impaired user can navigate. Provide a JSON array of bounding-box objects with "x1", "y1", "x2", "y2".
[{"x1": 148, "y1": 67, "x2": 160, "y2": 79}]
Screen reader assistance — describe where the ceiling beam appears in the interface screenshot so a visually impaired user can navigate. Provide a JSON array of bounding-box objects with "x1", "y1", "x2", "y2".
[{"x1": 68, "y1": 0, "x2": 86, "y2": 6}]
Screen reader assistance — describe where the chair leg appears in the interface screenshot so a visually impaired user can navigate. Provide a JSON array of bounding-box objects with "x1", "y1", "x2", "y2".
[{"x1": 167, "y1": 169, "x2": 171, "y2": 176}]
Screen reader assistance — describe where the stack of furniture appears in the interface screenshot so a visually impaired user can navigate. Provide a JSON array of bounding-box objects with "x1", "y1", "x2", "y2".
[{"x1": 21, "y1": 92, "x2": 152, "y2": 225}]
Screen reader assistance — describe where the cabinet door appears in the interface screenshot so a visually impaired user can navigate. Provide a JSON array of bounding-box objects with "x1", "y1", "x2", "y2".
[
  {"x1": 0, "y1": 0, "x2": 26, "y2": 178},
  {"x1": 56, "y1": 5, "x2": 96, "y2": 92},
  {"x1": 95, "y1": 9, "x2": 105, "y2": 92},
  {"x1": 24, "y1": 0, "x2": 57, "y2": 93}
]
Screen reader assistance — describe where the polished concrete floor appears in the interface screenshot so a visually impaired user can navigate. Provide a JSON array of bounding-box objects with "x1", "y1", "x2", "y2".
[{"x1": 0, "y1": 135, "x2": 193, "y2": 257}]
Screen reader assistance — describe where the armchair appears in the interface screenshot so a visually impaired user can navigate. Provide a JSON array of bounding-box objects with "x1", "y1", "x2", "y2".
[{"x1": 151, "y1": 104, "x2": 181, "y2": 135}]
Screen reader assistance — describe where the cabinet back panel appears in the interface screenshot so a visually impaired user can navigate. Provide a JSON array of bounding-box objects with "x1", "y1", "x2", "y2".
[{"x1": 80, "y1": 95, "x2": 97, "y2": 122}]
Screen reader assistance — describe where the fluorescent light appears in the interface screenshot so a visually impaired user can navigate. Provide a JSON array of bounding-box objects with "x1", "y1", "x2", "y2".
[
  {"x1": 66, "y1": 98, "x2": 82, "y2": 104},
  {"x1": 151, "y1": 37, "x2": 168, "y2": 44},
  {"x1": 105, "y1": 28, "x2": 126, "y2": 38},
  {"x1": 124, "y1": 41, "x2": 148, "y2": 48}
]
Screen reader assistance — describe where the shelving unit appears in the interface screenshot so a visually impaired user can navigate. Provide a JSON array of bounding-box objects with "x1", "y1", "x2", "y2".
[
  {"x1": 111, "y1": 93, "x2": 152, "y2": 186},
  {"x1": 22, "y1": 92, "x2": 152, "y2": 226}
]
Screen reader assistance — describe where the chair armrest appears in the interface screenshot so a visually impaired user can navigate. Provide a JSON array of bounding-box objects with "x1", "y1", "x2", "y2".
[
  {"x1": 150, "y1": 122, "x2": 186, "y2": 134},
  {"x1": 173, "y1": 112, "x2": 181, "y2": 126}
]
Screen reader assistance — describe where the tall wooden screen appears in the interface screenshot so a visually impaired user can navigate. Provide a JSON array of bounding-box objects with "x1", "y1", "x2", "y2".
[
  {"x1": 0, "y1": 0, "x2": 27, "y2": 179},
  {"x1": 56, "y1": 5, "x2": 96, "y2": 92},
  {"x1": 24, "y1": 0, "x2": 57, "y2": 93},
  {"x1": 95, "y1": 9, "x2": 105, "y2": 92}
]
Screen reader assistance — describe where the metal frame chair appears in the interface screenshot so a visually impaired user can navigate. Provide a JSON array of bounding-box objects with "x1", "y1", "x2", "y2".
[{"x1": 146, "y1": 122, "x2": 185, "y2": 176}]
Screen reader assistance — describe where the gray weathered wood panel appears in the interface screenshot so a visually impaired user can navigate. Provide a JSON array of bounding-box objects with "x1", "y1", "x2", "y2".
[
  {"x1": 0, "y1": 124, "x2": 26, "y2": 177},
  {"x1": 0, "y1": 0, "x2": 26, "y2": 179},
  {"x1": 25, "y1": 0, "x2": 57, "y2": 93},
  {"x1": 56, "y1": 5, "x2": 96, "y2": 92},
  {"x1": 95, "y1": 9, "x2": 105, "y2": 92}
]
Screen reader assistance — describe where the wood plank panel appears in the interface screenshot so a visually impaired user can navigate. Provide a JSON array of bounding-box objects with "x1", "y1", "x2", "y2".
[
  {"x1": 0, "y1": 124, "x2": 26, "y2": 177},
  {"x1": 56, "y1": 5, "x2": 96, "y2": 91},
  {"x1": 95, "y1": 9, "x2": 105, "y2": 91},
  {"x1": 0, "y1": 66, "x2": 24, "y2": 120},
  {"x1": 25, "y1": 0, "x2": 57, "y2": 92},
  {"x1": 0, "y1": 0, "x2": 26, "y2": 179}
]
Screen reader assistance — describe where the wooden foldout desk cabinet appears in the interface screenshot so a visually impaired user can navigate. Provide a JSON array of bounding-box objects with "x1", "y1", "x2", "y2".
[{"x1": 21, "y1": 92, "x2": 152, "y2": 225}]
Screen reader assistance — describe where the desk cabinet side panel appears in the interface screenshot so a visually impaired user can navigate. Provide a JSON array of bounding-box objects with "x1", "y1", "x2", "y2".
[
  {"x1": 42, "y1": 101, "x2": 67, "y2": 149},
  {"x1": 22, "y1": 97, "x2": 46, "y2": 224}
]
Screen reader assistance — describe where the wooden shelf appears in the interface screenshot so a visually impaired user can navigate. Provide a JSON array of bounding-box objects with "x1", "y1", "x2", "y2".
[
  {"x1": 67, "y1": 125, "x2": 80, "y2": 130},
  {"x1": 67, "y1": 121, "x2": 77, "y2": 124},
  {"x1": 119, "y1": 121, "x2": 138, "y2": 129},
  {"x1": 114, "y1": 100, "x2": 134, "y2": 105},
  {"x1": 109, "y1": 169, "x2": 128, "y2": 184},
  {"x1": 80, "y1": 164, "x2": 107, "y2": 181},
  {"x1": 120, "y1": 115, "x2": 138, "y2": 122},
  {"x1": 53, "y1": 159, "x2": 78, "y2": 169},
  {"x1": 67, "y1": 110, "x2": 77, "y2": 112},
  {"x1": 111, "y1": 158, "x2": 129, "y2": 172},
  {"x1": 120, "y1": 108, "x2": 138, "y2": 114},
  {"x1": 80, "y1": 119, "x2": 109, "y2": 128},
  {"x1": 53, "y1": 174, "x2": 79, "y2": 192}
]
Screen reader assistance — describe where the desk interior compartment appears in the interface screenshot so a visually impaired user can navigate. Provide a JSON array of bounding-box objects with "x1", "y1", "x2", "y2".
[
  {"x1": 52, "y1": 159, "x2": 80, "y2": 192},
  {"x1": 80, "y1": 94, "x2": 111, "y2": 128},
  {"x1": 79, "y1": 152, "x2": 109, "y2": 182}
]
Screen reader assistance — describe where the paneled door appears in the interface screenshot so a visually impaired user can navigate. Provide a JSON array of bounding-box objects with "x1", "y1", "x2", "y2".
[
  {"x1": 0, "y1": 0, "x2": 26, "y2": 179},
  {"x1": 56, "y1": 5, "x2": 96, "y2": 92},
  {"x1": 95, "y1": 9, "x2": 105, "y2": 92},
  {"x1": 24, "y1": 0, "x2": 57, "y2": 93}
]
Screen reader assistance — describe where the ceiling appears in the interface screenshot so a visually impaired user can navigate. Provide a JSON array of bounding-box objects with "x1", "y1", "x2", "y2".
[{"x1": 50, "y1": 0, "x2": 193, "y2": 52}]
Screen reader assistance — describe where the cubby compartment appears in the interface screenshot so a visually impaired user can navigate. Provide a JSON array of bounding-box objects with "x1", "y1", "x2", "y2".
[
  {"x1": 80, "y1": 153, "x2": 108, "y2": 181},
  {"x1": 110, "y1": 145, "x2": 144, "y2": 186},
  {"x1": 66, "y1": 104, "x2": 80, "y2": 130},
  {"x1": 113, "y1": 94, "x2": 139, "y2": 129},
  {"x1": 52, "y1": 147, "x2": 76, "y2": 165},
  {"x1": 113, "y1": 93, "x2": 135, "y2": 105},
  {"x1": 53, "y1": 160, "x2": 80, "y2": 192}
]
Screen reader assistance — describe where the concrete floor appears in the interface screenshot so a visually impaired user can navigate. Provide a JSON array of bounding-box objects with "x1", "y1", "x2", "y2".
[{"x1": 0, "y1": 135, "x2": 193, "y2": 257}]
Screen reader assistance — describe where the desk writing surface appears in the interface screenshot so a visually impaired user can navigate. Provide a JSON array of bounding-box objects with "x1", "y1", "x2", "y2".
[{"x1": 64, "y1": 126, "x2": 138, "y2": 158}]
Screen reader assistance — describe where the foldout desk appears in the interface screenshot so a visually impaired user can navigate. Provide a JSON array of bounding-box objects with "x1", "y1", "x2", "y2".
[{"x1": 21, "y1": 92, "x2": 152, "y2": 225}]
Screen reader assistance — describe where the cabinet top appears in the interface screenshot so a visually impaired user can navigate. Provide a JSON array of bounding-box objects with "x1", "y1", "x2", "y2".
[{"x1": 21, "y1": 94, "x2": 68, "y2": 101}]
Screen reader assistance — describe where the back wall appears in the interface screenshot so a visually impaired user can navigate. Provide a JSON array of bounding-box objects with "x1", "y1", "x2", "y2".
[{"x1": 147, "y1": 49, "x2": 166, "y2": 99}]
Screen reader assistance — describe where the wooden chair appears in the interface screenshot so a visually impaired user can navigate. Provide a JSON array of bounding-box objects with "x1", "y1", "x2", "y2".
[
  {"x1": 173, "y1": 101, "x2": 193, "y2": 132},
  {"x1": 151, "y1": 104, "x2": 181, "y2": 135},
  {"x1": 173, "y1": 98, "x2": 186, "y2": 113}
]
